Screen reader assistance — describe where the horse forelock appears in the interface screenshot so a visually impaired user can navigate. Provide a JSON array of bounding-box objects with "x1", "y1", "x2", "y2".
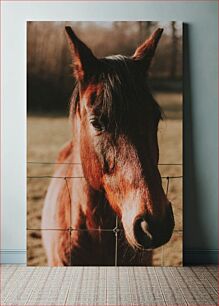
[{"x1": 69, "y1": 55, "x2": 162, "y2": 132}]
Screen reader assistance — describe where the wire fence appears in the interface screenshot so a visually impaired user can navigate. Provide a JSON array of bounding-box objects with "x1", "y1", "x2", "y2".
[{"x1": 27, "y1": 161, "x2": 183, "y2": 266}]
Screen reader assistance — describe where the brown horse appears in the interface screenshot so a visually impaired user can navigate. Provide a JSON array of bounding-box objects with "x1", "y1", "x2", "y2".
[{"x1": 42, "y1": 26, "x2": 174, "y2": 266}]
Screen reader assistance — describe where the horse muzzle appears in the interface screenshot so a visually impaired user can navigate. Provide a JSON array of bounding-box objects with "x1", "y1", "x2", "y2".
[{"x1": 133, "y1": 202, "x2": 175, "y2": 250}]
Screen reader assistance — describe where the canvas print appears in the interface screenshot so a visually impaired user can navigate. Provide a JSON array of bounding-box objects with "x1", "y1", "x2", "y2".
[{"x1": 27, "y1": 21, "x2": 182, "y2": 266}]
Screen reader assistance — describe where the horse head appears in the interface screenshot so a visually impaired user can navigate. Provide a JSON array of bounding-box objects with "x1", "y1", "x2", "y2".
[{"x1": 65, "y1": 26, "x2": 174, "y2": 250}]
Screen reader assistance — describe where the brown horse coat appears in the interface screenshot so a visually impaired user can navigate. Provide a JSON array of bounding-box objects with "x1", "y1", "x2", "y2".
[{"x1": 42, "y1": 27, "x2": 174, "y2": 266}]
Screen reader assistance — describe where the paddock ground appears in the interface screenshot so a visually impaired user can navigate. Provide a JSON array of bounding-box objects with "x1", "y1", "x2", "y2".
[{"x1": 27, "y1": 92, "x2": 182, "y2": 266}]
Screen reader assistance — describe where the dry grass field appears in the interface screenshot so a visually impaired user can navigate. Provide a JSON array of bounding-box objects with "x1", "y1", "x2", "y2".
[{"x1": 27, "y1": 92, "x2": 182, "y2": 266}]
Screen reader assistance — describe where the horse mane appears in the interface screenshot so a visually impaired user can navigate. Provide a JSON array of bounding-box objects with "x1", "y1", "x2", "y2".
[{"x1": 69, "y1": 55, "x2": 162, "y2": 132}]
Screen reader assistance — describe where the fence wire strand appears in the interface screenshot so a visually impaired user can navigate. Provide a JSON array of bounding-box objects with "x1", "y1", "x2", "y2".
[
  {"x1": 27, "y1": 175, "x2": 182, "y2": 179},
  {"x1": 27, "y1": 161, "x2": 182, "y2": 166}
]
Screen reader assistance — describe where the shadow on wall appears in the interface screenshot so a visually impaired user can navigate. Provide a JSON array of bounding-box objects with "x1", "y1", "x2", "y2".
[{"x1": 183, "y1": 24, "x2": 208, "y2": 263}]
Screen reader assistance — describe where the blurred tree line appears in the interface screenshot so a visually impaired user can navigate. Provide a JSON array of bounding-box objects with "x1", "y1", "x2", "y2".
[{"x1": 27, "y1": 21, "x2": 182, "y2": 114}]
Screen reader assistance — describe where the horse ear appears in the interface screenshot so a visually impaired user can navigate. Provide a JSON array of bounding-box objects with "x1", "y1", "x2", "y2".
[
  {"x1": 132, "y1": 28, "x2": 163, "y2": 71},
  {"x1": 65, "y1": 26, "x2": 98, "y2": 82}
]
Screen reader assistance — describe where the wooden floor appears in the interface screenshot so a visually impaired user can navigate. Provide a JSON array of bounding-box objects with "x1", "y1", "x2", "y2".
[{"x1": 1, "y1": 265, "x2": 218, "y2": 305}]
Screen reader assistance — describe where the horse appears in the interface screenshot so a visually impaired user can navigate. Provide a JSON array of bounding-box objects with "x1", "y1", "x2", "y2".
[{"x1": 41, "y1": 26, "x2": 175, "y2": 266}]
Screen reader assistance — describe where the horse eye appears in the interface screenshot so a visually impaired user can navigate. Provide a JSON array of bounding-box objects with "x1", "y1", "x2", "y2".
[{"x1": 90, "y1": 118, "x2": 105, "y2": 132}]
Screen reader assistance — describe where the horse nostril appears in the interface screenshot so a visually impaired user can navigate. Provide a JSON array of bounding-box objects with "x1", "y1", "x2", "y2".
[
  {"x1": 134, "y1": 217, "x2": 153, "y2": 249},
  {"x1": 140, "y1": 220, "x2": 151, "y2": 237}
]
